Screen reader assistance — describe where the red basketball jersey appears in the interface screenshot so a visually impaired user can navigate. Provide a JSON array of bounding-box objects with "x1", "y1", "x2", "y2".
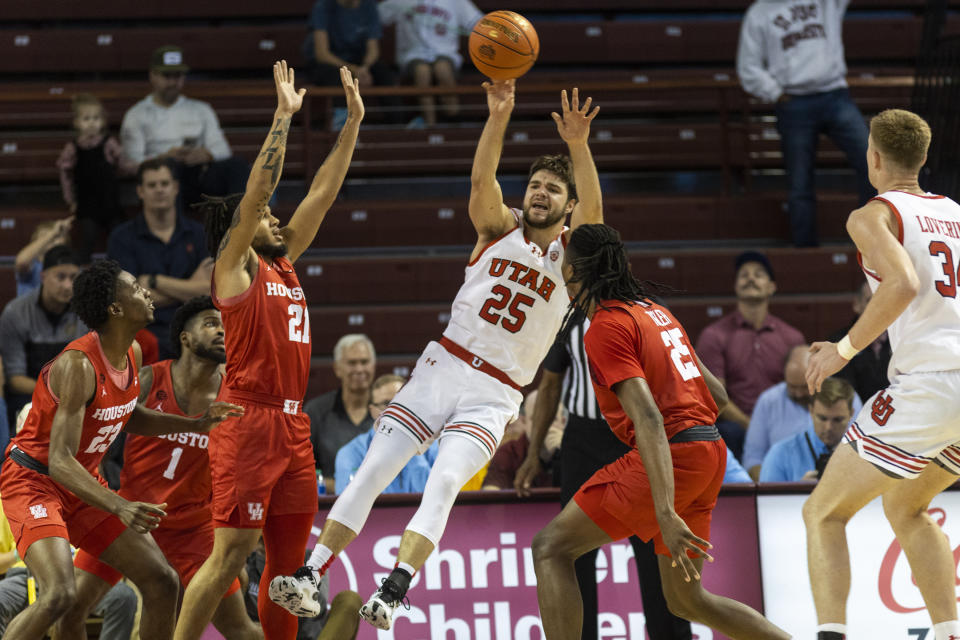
[
  {"x1": 12, "y1": 332, "x2": 139, "y2": 475},
  {"x1": 584, "y1": 300, "x2": 718, "y2": 447},
  {"x1": 119, "y1": 360, "x2": 213, "y2": 528},
  {"x1": 212, "y1": 255, "x2": 310, "y2": 401}
]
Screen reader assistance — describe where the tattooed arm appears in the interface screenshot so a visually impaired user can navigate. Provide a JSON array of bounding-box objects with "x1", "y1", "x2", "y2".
[
  {"x1": 281, "y1": 66, "x2": 364, "y2": 263},
  {"x1": 214, "y1": 61, "x2": 305, "y2": 296}
]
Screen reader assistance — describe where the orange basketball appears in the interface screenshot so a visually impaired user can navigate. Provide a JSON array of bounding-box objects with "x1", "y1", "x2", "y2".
[{"x1": 469, "y1": 11, "x2": 539, "y2": 81}]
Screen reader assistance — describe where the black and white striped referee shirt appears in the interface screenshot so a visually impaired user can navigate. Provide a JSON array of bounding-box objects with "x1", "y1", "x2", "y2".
[{"x1": 542, "y1": 309, "x2": 602, "y2": 420}]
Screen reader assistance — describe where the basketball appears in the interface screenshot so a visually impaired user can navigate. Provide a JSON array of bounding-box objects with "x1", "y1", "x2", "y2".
[{"x1": 469, "y1": 11, "x2": 539, "y2": 81}]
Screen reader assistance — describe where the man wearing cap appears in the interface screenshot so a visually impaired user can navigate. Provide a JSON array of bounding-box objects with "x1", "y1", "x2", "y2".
[
  {"x1": 695, "y1": 251, "x2": 805, "y2": 458},
  {"x1": 0, "y1": 246, "x2": 88, "y2": 417},
  {"x1": 120, "y1": 45, "x2": 247, "y2": 208}
]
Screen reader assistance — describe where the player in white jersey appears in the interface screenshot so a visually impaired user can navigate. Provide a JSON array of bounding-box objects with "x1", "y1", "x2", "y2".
[
  {"x1": 804, "y1": 109, "x2": 960, "y2": 640},
  {"x1": 269, "y1": 80, "x2": 602, "y2": 630}
]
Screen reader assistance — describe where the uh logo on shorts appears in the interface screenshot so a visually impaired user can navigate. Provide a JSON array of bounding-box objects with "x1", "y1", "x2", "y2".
[{"x1": 247, "y1": 502, "x2": 264, "y2": 521}]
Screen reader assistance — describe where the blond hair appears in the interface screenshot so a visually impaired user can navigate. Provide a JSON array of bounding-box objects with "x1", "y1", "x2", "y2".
[
  {"x1": 811, "y1": 377, "x2": 856, "y2": 411},
  {"x1": 869, "y1": 109, "x2": 931, "y2": 171},
  {"x1": 71, "y1": 93, "x2": 104, "y2": 116}
]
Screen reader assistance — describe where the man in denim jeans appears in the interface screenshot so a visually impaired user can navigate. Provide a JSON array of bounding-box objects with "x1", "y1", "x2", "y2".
[{"x1": 736, "y1": 0, "x2": 874, "y2": 247}]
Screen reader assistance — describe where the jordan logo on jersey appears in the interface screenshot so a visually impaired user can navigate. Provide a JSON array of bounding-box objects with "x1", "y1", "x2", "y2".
[
  {"x1": 488, "y1": 259, "x2": 557, "y2": 302},
  {"x1": 29, "y1": 504, "x2": 48, "y2": 519},
  {"x1": 247, "y1": 502, "x2": 264, "y2": 521}
]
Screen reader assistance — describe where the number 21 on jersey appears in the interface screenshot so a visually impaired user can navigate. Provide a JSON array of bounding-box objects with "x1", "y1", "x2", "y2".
[
  {"x1": 288, "y1": 304, "x2": 310, "y2": 344},
  {"x1": 646, "y1": 309, "x2": 702, "y2": 381}
]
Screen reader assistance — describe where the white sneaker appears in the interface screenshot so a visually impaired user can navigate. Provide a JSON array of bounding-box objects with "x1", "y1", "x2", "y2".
[
  {"x1": 268, "y1": 566, "x2": 322, "y2": 617},
  {"x1": 358, "y1": 579, "x2": 408, "y2": 630}
]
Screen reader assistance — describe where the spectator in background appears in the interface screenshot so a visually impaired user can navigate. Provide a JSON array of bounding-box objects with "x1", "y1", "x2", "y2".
[
  {"x1": 696, "y1": 251, "x2": 805, "y2": 459},
  {"x1": 14, "y1": 217, "x2": 73, "y2": 298},
  {"x1": 482, "y1": 390, "x2": 565, "y2": 491},
  {"x1": 306, "y1": 334, "x2": 377, "y2": 494},
  {"x1": 57, "y1": 94, "x2": 136, "y2": 263},
  {"x1": 743, "y1": 345, "x2": 862, "y2": 479},
  {"x1": 736, "y1": 0, "x2": 873, "y2": 247},
  {"x1": 335, "y1": 374, "x2": 438, "y2": 494},
  {"x1": 0, "y1": 246, "x2": 87, "y2": 418},
  {"x1": 379, "y1": 0, "x2": 483, "y2": 127},
  {"x1": 829, "y1": 281, "x2": 890, "y2": 401},
  {"x1": 759, "y1": 377, "x2": 855, "y2": 482},
  {"x1": 303, "y1": 0, "x2": 401, "y2": 127},
  {"x1": 106, "y1": 158, "x2": 212, "y2": 359},
  {"x1": 120, "y1": 45, "x2": 247, "y2": 208}
]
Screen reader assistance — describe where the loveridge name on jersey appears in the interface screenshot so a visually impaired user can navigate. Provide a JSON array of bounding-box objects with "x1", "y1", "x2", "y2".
[
  {"x1": 90, "y1": 398, "x2": 137, "y2": 422},
  {"x1": 488, "y1": 258, "x2": 557, "y2": 302},
  {"x1": 265, "y1": 282, "x2": 305, "y2": 301}
]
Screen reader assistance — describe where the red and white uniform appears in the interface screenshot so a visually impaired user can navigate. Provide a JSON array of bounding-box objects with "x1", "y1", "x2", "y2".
[
  {"x1": 0, "y1": 332, "x2": 138, "y2": 559},
  {"x1": 210, "y1": 256, "x2": 316, "y2": 527},
  {"x1": 848, "y1": 190, "x2": 960, "y2": 478},
  {"x1": 74, "y1": 360, "x2": 240, "y2": 593},
  {"x1": 575, "y1": 300, "x2": 727, "y2": 557},
  {"x1": 379, "y1": 212, "x2": 565, "y2": 456}
]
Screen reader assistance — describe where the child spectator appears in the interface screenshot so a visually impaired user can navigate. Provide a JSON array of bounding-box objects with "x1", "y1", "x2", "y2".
[
  {"x1": 378, "y1": 0, "x2": 483, "y2": 127},
  {"x1": 56, "y1": 94, "x2": 136, "y2": 262}
]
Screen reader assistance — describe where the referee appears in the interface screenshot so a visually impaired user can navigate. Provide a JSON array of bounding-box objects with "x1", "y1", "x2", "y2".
[{"x1": 515, "y1": 309, "x2": 691, "y2": 640}]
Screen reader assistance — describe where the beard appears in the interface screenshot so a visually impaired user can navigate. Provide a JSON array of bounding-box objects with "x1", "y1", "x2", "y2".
[
  {"x1": 522, "y1": 205, "x2": 567, "y2": 230},
  {"x1": 252, "y1": 239, "x2": 288, "y2": 260},
  {"x1": 193, "y1": 344, "x2": 227, "y2": 364}
]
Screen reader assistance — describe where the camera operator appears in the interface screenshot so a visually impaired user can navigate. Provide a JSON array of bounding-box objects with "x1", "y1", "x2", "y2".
[{"x1": 759, "y1": 377, "x2": 856, "y2": 482}]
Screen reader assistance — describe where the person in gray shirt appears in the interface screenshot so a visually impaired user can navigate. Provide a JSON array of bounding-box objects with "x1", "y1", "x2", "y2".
[
  {"x1": 305, "y1": 334, "x2": 377, "y2": 494},
  {"x1": 0, "y1": 246, "x2": 87, "y2": 417},
  {"x1": 736, "y1": 0, "x2": 873, "y2": 247}
]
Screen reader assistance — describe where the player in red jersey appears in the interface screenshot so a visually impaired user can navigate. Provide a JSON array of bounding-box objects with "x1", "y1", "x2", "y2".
[
  {"x1": 531, "y1": 224, "x2": 790, "y2": 640},
  {"x1": 60, "y1": 296, "x2": 262, "y2": 639},
  {"x1": 172, "y1": 61, "x2": 363, "y2": 640},
  {"x1": 0, "y1": 261, "x2": 242, "y2": 640}
]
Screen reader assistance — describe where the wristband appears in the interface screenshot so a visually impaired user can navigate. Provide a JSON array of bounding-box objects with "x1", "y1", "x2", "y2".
[{"x1": 837, "y1": 335, "x2": 859, "y2": 360}]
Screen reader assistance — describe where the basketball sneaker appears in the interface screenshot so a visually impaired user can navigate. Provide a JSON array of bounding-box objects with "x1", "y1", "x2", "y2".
[
  {"x1": 268, "y1": 566, "x2": 322, "y2": 617},
  {"x1": 359, "y1": 578, "x2": 410, "y2": 630}
]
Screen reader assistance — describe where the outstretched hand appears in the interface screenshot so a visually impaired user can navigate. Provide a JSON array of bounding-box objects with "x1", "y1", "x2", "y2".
[
  {"x1": 116, "y1": 500, "x2": 166, "y2": 534},
  {"x1": 339, "y1": 66, "x2": 365, "y2": 123},
  {"x1": 552, "y1": 88, "x2": 599, "y2": 145},
  {"x1": 274, "y1": 60, "x2": 306, "y2": 116},
  {"x1": 482, "y1": 79, "x2": 516, "y2": 119},
  {"x1": 196, "y1": 401, "x2": 245, "y2": 432},
  {"x1": 659, "y1": 511, "x2": 713, "y2": 582}
]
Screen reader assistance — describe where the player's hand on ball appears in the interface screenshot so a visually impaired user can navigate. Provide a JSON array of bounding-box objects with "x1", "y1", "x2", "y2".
[
  {"x1": 117, "y1": 500, "x2": 167, "y2": 533},
  {"x1": 339, "y1": 66, "x2": 365, "y2": 123},
  {"x1": 552, "y1": 88, "x2": 599, "y2": 145},
  {"x1": 806, "y1": 341, "x2": 847, "y2": 394},
  {"x1": 482, "y1": 79, "x2": 516, "y2": 118},
  {"x1": 274, "y1": 60, "x2": 306, "y2": 116},
  {"x1": 659, "y1": 511, "x2": 713, "y2": 582},
  {"x1": 197, "y1": 401, "x2": 245, "y2": 431}
]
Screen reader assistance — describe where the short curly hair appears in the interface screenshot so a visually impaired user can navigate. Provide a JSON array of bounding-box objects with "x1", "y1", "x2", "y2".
[
  {"x1": 528, "y1": 154, "x2": 577, "y2": 203},
  {"x1": 169, "y1": 296, "x2": 216, "y2": 358},
  {"x1": 72, "y1": 260, "x2": 122, "y2": 330}
]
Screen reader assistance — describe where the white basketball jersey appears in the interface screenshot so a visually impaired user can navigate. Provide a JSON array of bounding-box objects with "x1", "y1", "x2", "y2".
[
  {"x1": 861, "y1": 190, "x2": 960, "y2": 377},
  {"x1": 442, "y1": 210, "x2": 569, "y2": 387}
]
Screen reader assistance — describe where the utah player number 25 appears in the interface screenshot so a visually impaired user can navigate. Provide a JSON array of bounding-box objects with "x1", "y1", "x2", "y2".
[{"x1": 478, "y1": 285, "x2": 535, "y2": 333}]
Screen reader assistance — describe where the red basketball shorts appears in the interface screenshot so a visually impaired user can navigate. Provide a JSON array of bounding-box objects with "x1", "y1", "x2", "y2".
[
  {"x1": 0, "y1": 460, "x2": 125, "y2": 561},
  {"x1": 574, "y1": 439, "x2": 726, "y2": 557},
  {"x1": 208, "y1": 402, "x2": 317, "y2": 528}
]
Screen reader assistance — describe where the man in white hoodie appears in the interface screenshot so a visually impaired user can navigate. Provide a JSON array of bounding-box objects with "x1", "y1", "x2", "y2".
[{"x1": 736, "y1": 0, "x2": 873, "y2": 247}]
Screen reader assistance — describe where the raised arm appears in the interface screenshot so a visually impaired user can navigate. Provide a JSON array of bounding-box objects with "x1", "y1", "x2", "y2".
[
  {"x1": 214, "y1": 61, "x2": 305, "y2": 276},
  {"x1": 468, "y1": 80, "x2": 517, "y2": 245},
  {"x1": 554, "y1": 88, "x2": 601, "y2": 232},
  {"x1": 807, "y1": 201, "x2": 919, "y2": 392},
  {"x1": 281, "y1": 67, "x2": 364, "y2": 263}
]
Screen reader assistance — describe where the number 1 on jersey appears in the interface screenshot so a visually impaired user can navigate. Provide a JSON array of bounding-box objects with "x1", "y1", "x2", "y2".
[
  {"x1": 163, "y1": 447, "x2": 184, "y2": 480},
  {"x1": 660, "y1": 328, "x2": 701, "y2": 381}
]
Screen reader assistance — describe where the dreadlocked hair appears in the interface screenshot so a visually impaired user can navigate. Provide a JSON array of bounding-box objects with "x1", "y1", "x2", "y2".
[
  {"x1": 72, "y1": 260, "x2": 122, "y2": 330},
  {"x1": 558, "y1": 224, "x2": 670, "y2": 341},
  {"x1": 195, "y1": 193, "x2": 244, "y2": 257}
]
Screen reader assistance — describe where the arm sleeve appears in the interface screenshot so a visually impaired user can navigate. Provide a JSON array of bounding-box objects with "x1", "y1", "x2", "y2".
[
  {"x1": 198, "y1": 103, "x2": 232, "y2": 161},
  {"x1": 541, "y1": 337, "x2": 571, "y2": 374},
  {"x1": 741, "y1": 393, "x2": 773, "y2": 469},
  {"x1": 0, "y1": 308, "x2": 28, "y2": 378},
  {"x1": 56, "y1": 142, "x2": 77, "y2": 208},
  {"x1": 583, "y1": 312, "x2": 645, "y2": 389},
  {"x1": 120, "y1": 107, "x2": 147, "y2": 165},
  {"x1": 736, "y1": 10, "x2": 783, "y2": 103}
]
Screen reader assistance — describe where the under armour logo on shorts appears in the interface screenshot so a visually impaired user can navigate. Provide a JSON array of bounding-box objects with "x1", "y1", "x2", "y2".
[
  {"x1": 247, "y1": 502, "x2": 264, "y2": 521},
  {"x1": 29, "y1": 504, "x2": 47, "y2": 519},
  {"x1": 425, "y1": 358, "x2": 436, "y2": 366},
  {"x1": 870, "y1": 391, "x2": 896, "y2": 426}
]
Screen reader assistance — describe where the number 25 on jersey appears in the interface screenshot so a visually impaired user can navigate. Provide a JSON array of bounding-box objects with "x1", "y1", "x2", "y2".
[{"x1": 646, "y1": 309, "x2": 702, "y2": 382}]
